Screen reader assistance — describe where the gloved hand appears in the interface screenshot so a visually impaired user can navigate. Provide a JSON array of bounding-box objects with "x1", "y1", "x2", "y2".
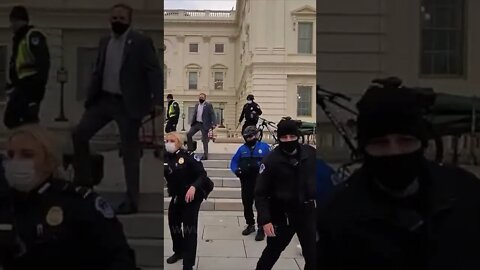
[{"x1": 234, "y1": 169, "x2": 242, "y2": 178}]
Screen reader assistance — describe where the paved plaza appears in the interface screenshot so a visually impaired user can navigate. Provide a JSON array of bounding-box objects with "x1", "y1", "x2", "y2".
[{"x1": 163, "y1": 211, "x2": 306, "y2": 270}]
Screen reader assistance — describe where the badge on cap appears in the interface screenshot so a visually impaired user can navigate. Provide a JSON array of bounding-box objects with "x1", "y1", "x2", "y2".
[
  {"x1": 259, "y1": 149, "x2": 263, "y2": 154},
  {"x1": 46, "y1": 206, "x2": 63, "y2": 226},
  {"x1": 178, "y1": 157, "x2": 185, "y2": 164},
  {"x1": 95, "y1": 197, "x2": 114, "y2": 219},
  {"x1": 31, "y1": 36, "x2": 40, "y2": 46},
  {"x1": 259, "y1": 163, "x2": 266, "y2": 174}
]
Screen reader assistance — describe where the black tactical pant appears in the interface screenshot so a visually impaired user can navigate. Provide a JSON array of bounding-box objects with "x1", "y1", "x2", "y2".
[
  {"x1": 165, "y1": 119, "x2": 178, "y2": 133},
  {"x1": 256, "y1": 204, "x2": 317, "y2": 270},
  {"x1": 4, "y1": 88, "x2": 41, "y2": 129},
  {"x1": 168, "y1": 197, "x2": 202, "y2": 268},
  {"x1": 240, "y1": 173, "x2": 257, "y2": 226}
]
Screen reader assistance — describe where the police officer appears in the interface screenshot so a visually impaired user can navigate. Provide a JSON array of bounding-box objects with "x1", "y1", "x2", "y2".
[
  {"x1": 0, "y1": 124, "x2": 135, "y2": 270},
  {"x1": 4, "y1": 6, "x2": 50, "y2": 129},
  {"x1": 317, "y1": 80, "x2": 480, "y2": 270},
  {"x1": 255, "y1": 118, "x2": 317, "y2": 270},
  {"x1": 166, "y1": 94, "x2": 180, "y2": 133},
  {"x1": 164, "y1": 132, "x2": 211, "y2": 270},
  {"x1": 239, "y1": 94, "x2": 262, "y2": 134},
  {"x1": 230, "y1": 126, "x2": 270, "y2": 241}
]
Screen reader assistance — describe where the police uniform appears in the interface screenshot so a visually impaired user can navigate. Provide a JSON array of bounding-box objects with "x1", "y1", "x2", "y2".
[
  {"x1": 0, "y1": 178, "x2": 135, "y2": 270},
  {"x1": 230, "y1": 141, "x2": 270, "y2": 228},
  {"x1": 164, "y1": 149, "x2": 207, "y2": 269},
  {"x1": 4, "y1": 25, "x2": 50, "y2": 129},
  {"x1": 255, "y1": 144, "x2": 317, "y2": 270},
  {"x1": 166, "y1": 99, "x2": 180, "y2": 133},
  {"x1": 239, "y1": 101, "x2": 262, "y2": 134}
]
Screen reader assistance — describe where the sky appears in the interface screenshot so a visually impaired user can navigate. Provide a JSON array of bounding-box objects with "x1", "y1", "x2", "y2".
[{"x1": 164, "y1": 0, "x2": 237, "y2": 10}]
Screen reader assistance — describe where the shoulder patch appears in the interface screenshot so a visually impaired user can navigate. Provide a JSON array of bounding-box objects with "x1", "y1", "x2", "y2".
[
  {"x1": 95, "y1": 197, "x2": 115, "y2": 219},
  {"x1": 193, "y1": 154, "x2": 201, "y2": 162},
  {"x1": 259, "y1": 163, "x2": 266, "y2": 174},
  {"x1": 30, "y1": 35, "x2": 40, "y2": 46}
]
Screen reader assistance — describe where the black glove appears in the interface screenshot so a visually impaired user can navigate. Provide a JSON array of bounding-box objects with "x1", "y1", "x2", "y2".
[{"x1": 234, "y1": 169, "x2": 242, "y2": 178}]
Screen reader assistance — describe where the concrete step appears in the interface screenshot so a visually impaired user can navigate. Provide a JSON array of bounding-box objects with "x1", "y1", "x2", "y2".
[
  {"x1": 211, "y1": 177, "x2": 241, "y2": 188},
  {"x1": 163, "y1": 187, "x2": 241, "y2": 199},
  {"x1": 164, "y1": 197, "x2": 243, "y2": 211},
  {"x1": 118, "y1": 214, "x2": 163, "y2": 239},
  {"x1": 206, "y1": 168, "x2": 235, "y2": 178},
  {"x1": 99, "y1": 192, "x2": 163, "y2": 213},
  {"x1": 128, "y1": 239, "x2": 163, "y2": 267},
  {"x1": 197, "y1": 153, "x2": 233, "y2": 160},
  {"x1": 202, "y1": 159, "x2": 230, "y2": 169}
]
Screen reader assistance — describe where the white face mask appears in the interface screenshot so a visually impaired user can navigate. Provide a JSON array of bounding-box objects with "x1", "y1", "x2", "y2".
[
  {"x1": 247, "y1": 100, "x2": 253, "y2": 104},
  {"x1": 4, "y1": 159, "x2": 38, "y2": 192},
  {"x1": 165, "y1": 142, "x2": 178, "y2": 154}
]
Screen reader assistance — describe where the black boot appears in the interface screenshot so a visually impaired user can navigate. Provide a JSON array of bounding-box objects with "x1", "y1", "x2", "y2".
[
  {"x1": 242, "y1": 225, "x2": 256, "y2": 236},
  {"x1": 166, "y1": 253, "x2": 183, "y2": 264},
  {"x1": 255, "y1": 227, "x2": 265, "y2": 241}
]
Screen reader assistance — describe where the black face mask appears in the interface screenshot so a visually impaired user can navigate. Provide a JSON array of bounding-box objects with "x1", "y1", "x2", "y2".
[
  {"x1": 245, "y1": 139, "x2": 257, "y2": 147},
  {"x1": 111, "y1": 22, "x2": 130, "y2": 35},
  {"x1": 279, "y1": 140, "x2": 299, "y2": 154},
  {"x1": 364, "y1": 149, "x2": 425, "y2": 191},
  {"x1": 199, "y1": 98, "x2": 205, "y2": 104}
]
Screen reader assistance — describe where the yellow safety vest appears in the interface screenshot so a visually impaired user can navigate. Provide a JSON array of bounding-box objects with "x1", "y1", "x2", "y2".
[
  {"x1": 16, "y1": 28, "x2": 42, "y2": 79},
  {"x1": 168, "y1": 101, "x2": 178, "y2": 118}
]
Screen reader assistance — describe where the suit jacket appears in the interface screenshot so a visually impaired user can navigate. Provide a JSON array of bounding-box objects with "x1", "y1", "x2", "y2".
[
  {"x1": 85, "y1": 29, "x2": 162, "y2": 119},
  {"x1": 191, "y1": 102, "x2": 216, "y2": 130}
]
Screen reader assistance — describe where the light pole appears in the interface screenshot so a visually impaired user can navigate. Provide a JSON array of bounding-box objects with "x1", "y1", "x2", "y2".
[
  {"x1": 55, "y1": 67, "x2": 68, "y2": 122},
  {"x1": 181, "y1": 113, "x2": 186, "y2": 131},
  {"x1": 219, "y1": 103, "x2": 225, "y2": 128}
]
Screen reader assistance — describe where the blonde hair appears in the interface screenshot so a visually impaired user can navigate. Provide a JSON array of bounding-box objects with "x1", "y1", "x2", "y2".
[
  {"x1": 165, "y1": 132, "x2": 186, "y2": 149},
  {"x1": 8, "y1": 124, "x2": 61, "y2": 169}
]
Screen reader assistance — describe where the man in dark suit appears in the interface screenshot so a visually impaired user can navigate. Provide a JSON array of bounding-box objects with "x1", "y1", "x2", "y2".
[
  {"x1": 72, "y1": 3, "x2": 162, "y2": 215},
  {"x1": 187, "y1": 93, "x2": 216, "y2": 160}
]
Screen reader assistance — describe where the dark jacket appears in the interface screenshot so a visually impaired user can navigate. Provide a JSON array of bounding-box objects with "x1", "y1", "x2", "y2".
[
  {"x1": 86, "y1": 29, "x2": 162, "y2": 119},
  {"x1": 190, "y1": 102, "x2": 216, "y2": 130},
  {"x1": 164, "y1": 149, "x2": 209, "y2": 200},
  {"x1": 1, "y1": 179, "x2": 135, "y2": 270},
  {"x1": 317, "y1": 161, "x2": 480, "y2": 270},
  {"x1": 239, "y1": 101, "x2": 262, "y2": 123},
  {"x1": 9, "y1": 25, "x2": 50, "y2": 102},
  {"x1": 255, "y1": 144, "x2": 316, "y2": 226}
]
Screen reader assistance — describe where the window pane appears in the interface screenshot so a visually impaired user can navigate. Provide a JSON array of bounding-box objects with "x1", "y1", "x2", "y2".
[
  {"x1": 77, "y1": 47, "x2": 98, "y2": 101},
  {"x1": 0, "y1": 46, "x2": 7, "y2": 101},
  {"x1": 214, "y1": 72, "x2": 223, "y2": 90},
  {"x1": 215, "y1": 44, "x2": 224, "y2": 53},
  {"x1": 189, "y1": 43, "x2": 198, "y2": 53},
  {"x1": 214, "y1": 107, "x2": 222, "y2": 124},
  {"x1": 188, "y1": 106, "x2": 196, "y2": 125},
  {"x1": 298, "y1": 22, "x2": 313, "y2": 54},
  {"x1": 189, "y1": 72, "x2": 198, "y2": 89},
  {"x1": 420, "y1": 0, "x2": 465, "y2": 76},
  {"x1": 297, "y1": 86, "x2": 312, "y2": 117}
]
